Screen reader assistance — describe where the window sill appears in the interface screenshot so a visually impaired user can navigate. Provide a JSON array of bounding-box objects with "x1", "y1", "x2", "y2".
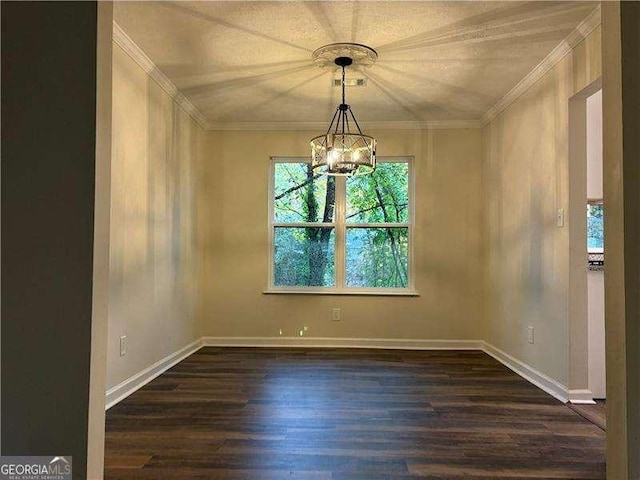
[
  {"x1": 263, "y1": 289, "x2": 419, "y2": 297},
  {"x1": 588, "y1": 251, "x2": 604, "y2": 271}
]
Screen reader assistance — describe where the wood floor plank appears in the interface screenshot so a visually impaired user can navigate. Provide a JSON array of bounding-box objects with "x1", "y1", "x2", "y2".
[
  {"x1": 104, "y1": 348, "x2": 605, "y2": 479},
  {"x1": 103, "y1": 454, "x2": 153, "y2": 469},
  {"x1": 568, "y1": 400, "x2": 606, "y2": 430}
]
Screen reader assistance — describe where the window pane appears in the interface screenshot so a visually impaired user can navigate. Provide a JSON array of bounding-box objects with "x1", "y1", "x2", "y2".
[
  {"x1": 346, "y1": 228, "x2": 408, "y2": 288},
  {"x1": 346, "y1": 162, "x2": 408, "y2": 223},
  {"x1": 274, "y1": 227, "x2": 335, "y2": 287},
  {"x1": 274, "y1": 163, "x2": 335, "y2": 223},
  {"x1": 587, "y1": 204, "x2": 604, "y2": 250}
]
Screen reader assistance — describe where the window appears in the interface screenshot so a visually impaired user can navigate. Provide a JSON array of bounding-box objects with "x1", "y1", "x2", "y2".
[
  {"x1": 268, "y1": 157, "x2": 414, "y2": 294},
  {"x1": 587, "y1": 201, "x2": 604, "y2": 253}
]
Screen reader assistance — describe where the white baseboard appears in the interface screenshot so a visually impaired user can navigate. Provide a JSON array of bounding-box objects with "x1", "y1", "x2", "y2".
[
  {"x1": 105, "y1": 337, "x2": 572, "y2": 408},
  {"x1": 568, "y1": 389, "x2": 596, "y2": 404},
  {"x1": 481, "y1": 342, "x2": 569, "y2": 403},
  {"x1": 204, "y1": 338, "x2": 571, "y2": 404},
  {"x1": 105, "y1": 338, "x2": 203, "y2": 410},
  {"x1": 201, "y1": 336, "x2": 484, "y2": 350}
]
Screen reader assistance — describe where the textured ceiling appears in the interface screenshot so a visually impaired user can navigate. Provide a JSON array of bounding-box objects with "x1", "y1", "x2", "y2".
[{"x1": 114, "y1": 1, "x2": 597, "y2": 126}]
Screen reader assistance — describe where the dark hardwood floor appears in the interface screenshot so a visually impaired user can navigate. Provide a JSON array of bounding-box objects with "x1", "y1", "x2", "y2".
[
  {"x1": 569, "y1": 400, "x2": 606, "y2": 431},
  {"x1": 105, "y1": 348, "x2": 605, "y2": 479}
]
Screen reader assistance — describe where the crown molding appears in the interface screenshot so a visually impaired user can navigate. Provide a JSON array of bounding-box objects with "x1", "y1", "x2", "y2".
[
  {"x1": 112, "y1": 22, "x2": 209, "y2": 129},
  {"x1": 114, "y1": 5, "x2": 600, "y2": 134},
  {"x1": 112, "y1": 22, "x2": 480, "y2": 132},
  {"x1": 482, "y1": 5, "x2": 601, "y2": 126},
  {"x1": 205, "y1": 119, "x2": 483, "y2": 131}
]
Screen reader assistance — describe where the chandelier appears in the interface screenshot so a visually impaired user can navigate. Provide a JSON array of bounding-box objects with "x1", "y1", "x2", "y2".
[{"x1": 310, "y1": 43, "x2": 378, "y2": 176}]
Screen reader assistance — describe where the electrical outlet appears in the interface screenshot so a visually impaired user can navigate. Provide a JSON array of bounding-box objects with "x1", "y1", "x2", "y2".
[
  {"x1": 119, "y1": 335, "x2": 127, "y2": 356},
  {"x1": 332, "y1": 308, "x2": 341, "y2": 321},
  {"x1": 527, "y1": 326, "x2": 535, "y2": 344}
]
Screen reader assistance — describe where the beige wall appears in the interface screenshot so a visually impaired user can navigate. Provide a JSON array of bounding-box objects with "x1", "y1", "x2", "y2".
[
  {"x1": 197, "y1": 129, "x2": 484, "y2": 340},
  {"x1": 587, "y1": 89, "x2": 603, "y2": 200},
  {"x1": 602, "y1": 2, "x2": 640, "y2": 477},
  {"x1": 88, "y1": 3, "x2": 112, "y2": 477},
  {"x1": 107, "y1": 44, "x2": 203, "y2": 390},
  {"x1": 482, "y1": 27, "x2": 602, "y2": 386}
]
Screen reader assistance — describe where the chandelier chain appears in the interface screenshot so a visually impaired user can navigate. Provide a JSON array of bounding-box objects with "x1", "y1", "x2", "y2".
[{"x1": 342, "y1": 65, "x2": 346, "y2": 106}]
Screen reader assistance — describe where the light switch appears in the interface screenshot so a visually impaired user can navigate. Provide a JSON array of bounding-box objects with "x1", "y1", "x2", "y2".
[{"x1": 556, "y1": 208, "x2": 564, "y2": 227}]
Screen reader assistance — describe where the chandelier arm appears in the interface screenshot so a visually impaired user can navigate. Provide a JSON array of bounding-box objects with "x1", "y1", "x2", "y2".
[
  {"x1": 334, "y1": 109, "x2": 342, "y2": 136},
  {"x1": 345, "y1": 106, "x2": 351, "y2": 139},
  {"x1": 325, "y1": 106, "x2": 339, "y2": 137},
  {"x1": 348, "y1": 107, "x2": 365, "y2": 136}
]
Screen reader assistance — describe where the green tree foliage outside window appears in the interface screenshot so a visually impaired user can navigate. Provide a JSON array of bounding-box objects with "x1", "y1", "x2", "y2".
[
  {"x1": 272, "y1": 159, "x2": 410, "y2": 290},
  {"x1": 587, "y1": 203, "x2": 604, "y2": 251}
]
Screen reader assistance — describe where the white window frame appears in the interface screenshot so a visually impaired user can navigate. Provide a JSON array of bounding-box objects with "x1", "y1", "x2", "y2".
[{"x1": 266, "y1": 156, "x2": 417, "y2": 296}]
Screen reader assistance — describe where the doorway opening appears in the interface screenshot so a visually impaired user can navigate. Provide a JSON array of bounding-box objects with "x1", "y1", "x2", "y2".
[
  {"x1": 586, "y1": 89, "x2": 605, "y2": 405},
  {"x1": 568, "y1": 80, "x2": 605, "y2": 430}
]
